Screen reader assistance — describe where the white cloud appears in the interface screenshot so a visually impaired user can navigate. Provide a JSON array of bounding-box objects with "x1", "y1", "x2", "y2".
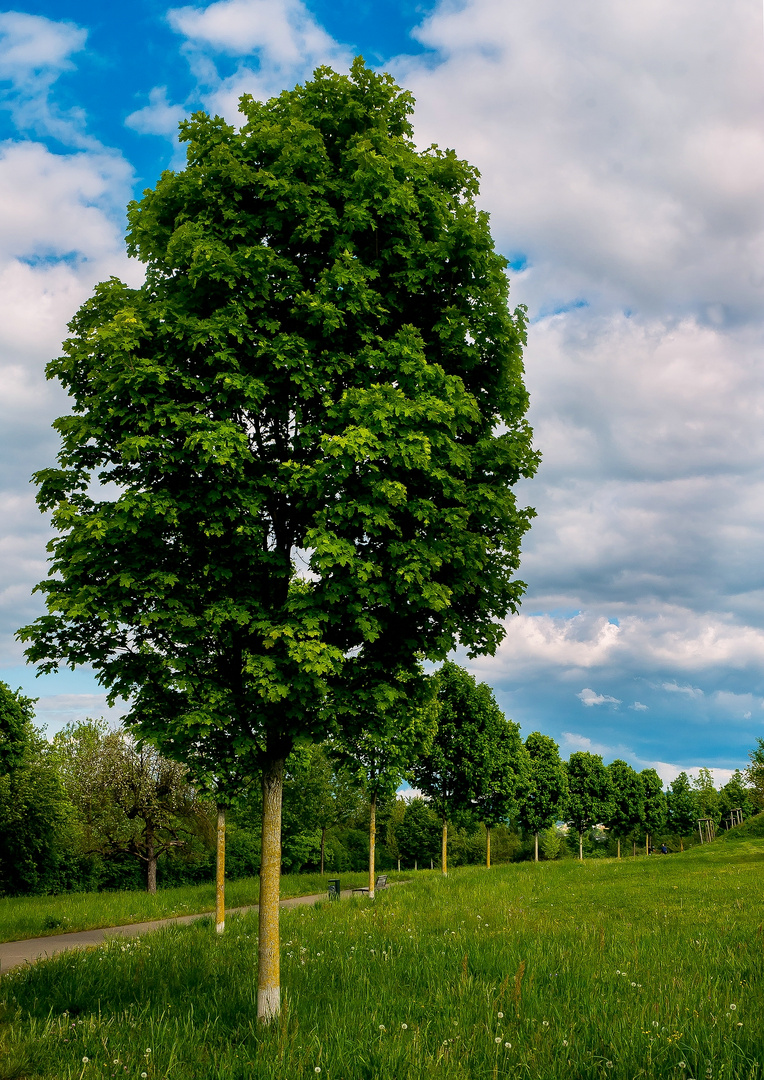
[
  {"x1": 577, "y1": 688, "x2": 621, "y2": 707},
  {"x1": 33, "y1": 693, "x2": 129, "y2": 737},
  {"x1": 0, "y1": 12, "x2": 94, "y2": 147},
  {"x1": 167, "y1": 0, "x2": 353, "y2": 114},
  {"x1": 394, "y1": 0, "x2": 764, "y2": 322},
  {"x1": 125, "y1": 86, "x2": 187, "y2": 137},
  {"x1": 662, "y1": 682, "x2": 704, "y2": 698},
  {"x1": 630, "y1": 702, "x2": 648, "y2": 711}
]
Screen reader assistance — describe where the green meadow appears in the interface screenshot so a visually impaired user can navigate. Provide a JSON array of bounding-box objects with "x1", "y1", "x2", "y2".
[
  {"x1": 1, "y1": 821, "x2": 763, "y2": 1080},
  {"x1": 0, "y1": 872, "x2": 406, "y2": 945}
]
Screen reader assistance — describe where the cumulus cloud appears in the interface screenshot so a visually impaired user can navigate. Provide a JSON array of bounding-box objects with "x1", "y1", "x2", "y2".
[
  {"x1": 0, "y1": 12, "x2": 95, "y2": 147},
  {"x1": 166, "y1": 0, "x2": 352, "y2": 116},
  {"x1": 125, "y1": 86, "x2": 187, "y2": 137},
  {"x1": 577, "y1": 688, "x2": 621, "y2": 707},
  {"x1": 33, "y1": 693, "x2": 129, "y2": 736},
  {"x1": 394, "y1": 0, "x2": 764, "y2": 323}
]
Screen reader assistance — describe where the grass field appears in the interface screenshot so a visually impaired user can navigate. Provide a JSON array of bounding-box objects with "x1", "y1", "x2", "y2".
[
  {"x1": 1, "y1": 822, "x2": 763, "y2": 1079},
  {"x1": 0, "y1": 872, "x2": 407, "y2": 944}
]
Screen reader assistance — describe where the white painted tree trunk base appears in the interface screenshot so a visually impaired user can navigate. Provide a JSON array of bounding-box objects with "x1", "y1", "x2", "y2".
[
  {"x1": 257, "y1": 986, "x2": 280, "y2": 1024},
  {"x1": 216, "y1": 922, "x2": 225, "y2": 934}
]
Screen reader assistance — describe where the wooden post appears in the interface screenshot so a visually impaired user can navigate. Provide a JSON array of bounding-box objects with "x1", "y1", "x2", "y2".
[
  {"x1": 257, "y1": 757, "x2": 284, "y2": 1024},
  {"x1": 216, "y1": 804, "x2": 225, "y2": 934}
]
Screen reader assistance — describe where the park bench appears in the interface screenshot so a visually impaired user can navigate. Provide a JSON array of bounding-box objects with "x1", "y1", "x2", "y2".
[{"x1": 352, "y1": 875, "x2": 388, "y2": 895}]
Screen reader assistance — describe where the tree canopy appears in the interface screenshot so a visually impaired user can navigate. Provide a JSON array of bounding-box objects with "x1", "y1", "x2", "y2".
[{"x1": 18, "y1": 59, "x2": 537, "y2": 1019}]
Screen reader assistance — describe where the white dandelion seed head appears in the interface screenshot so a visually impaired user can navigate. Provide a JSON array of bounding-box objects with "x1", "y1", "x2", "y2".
[
  {"x1": 401, "y1": 1023, "x2": 408, "y2": 1030},
  {"x1": 653, "y1": 1021, "x2": 659, "y2": 1027},
  {"x1": 606, "y1": 1062, "x2": 613, "y2": 1069},
  {"x1": 82, "y1": 1058, "x2": 89, "y2": 1065},
  {"x1": 141, "y1": 1074, "x2": 147, "y2": 1079},
  {"x1": 631, "y1": 982, "x2": 637, "y2": 986},
  {"x1": 737, "y1": 1022, "x2": 743, "y2": 1027},
  {"x1": 495, "y1": 1036, "x2": 501, "y2": 1043},
  {"x1": 315, "y1": 1069, "x2": 321, "y2": 1075},
  {"x1": 563, "y1": 1040, "x2": 569, "y2": 1046},
  {"x1": 730, "y1": 1004, "x2": 737, "y2": 1010},
  {"x1": 678, "y1": 1064, "x2": 686, "y2": 1069},
  {"x1": 497, "y1": 1011, "x2": 504, "y2": 1018},
  {"x1": 542, "y1": 1020, "x2": 549, "y2": 1026},
  {"x1": 504, "y1": 1041, "x2": 511, "y2": 1048}
]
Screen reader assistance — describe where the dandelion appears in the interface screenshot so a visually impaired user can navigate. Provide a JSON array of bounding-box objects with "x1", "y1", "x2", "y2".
[
  {"x1": 497, "y1": 1011, "x2": 504, "y2": 1019},
  {"x1": 678, "y1": 1064, "x2": 686, "y2": 1069},
  {"x1": 82, "y1": 1058, "x2": 89, "y2": 1065},
  {"x1": 606, "y1": 1063, "x2": 613, "y2": 1069},
  {"x1": 145, "y1": 1048, "x2": 152, "y2": 1055},
  {"x1": 141, "y1": 1074, "x2": 147, "y2": 1079},
  {"x1": 379, "y1": 1024, "x2": 386, "y2": 1031},
  {"x1": 737, "y1": 1023, "x2": 743, "y2": 1027},
  {"x1": 401, "y1": 1023, "x2": 408, "y2": 1030},
  {"x1": 652, "y1": 1021, "x2": 659, "y2": 1027},
  {"x1": 615, "y1": 969, "x2": 621, "y2": 974},
  {"x1": 315, "y1": 1069, "x2": 321, "y2": 1075},
  {"x1": 495, "y1": 1037, "x2": 502, "y2": 1043},
  {"x1": 542, "y1": 1020, "x2": 549, "y2": 1027},
  {"x1": 563, "y1": 1040, "x2": 569, "y2": 1047},
  {"x1": 504, "y1": 1042, "x2": 512, "y2": 1049},
  {"x1": 730, "y1": 1004, "x2": 737, "y2": 1011},
  {"x1": 631, "y1": 981, "x2": 637, "y2": 986}
]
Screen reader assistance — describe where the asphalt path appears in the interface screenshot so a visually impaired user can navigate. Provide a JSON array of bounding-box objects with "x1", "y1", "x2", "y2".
[{"x1": 0, "y1": 889, "x2": 362, "y2": 973}]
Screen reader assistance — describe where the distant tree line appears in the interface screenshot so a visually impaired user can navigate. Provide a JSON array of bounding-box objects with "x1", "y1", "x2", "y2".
[{"x1": 0, "y1": 673, "x2": 760, "y2": 896}]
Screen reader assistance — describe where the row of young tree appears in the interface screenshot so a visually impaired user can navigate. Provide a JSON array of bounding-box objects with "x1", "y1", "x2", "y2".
[{"x1": 2, "y1": 671, "x2": 760, "y2": 898}]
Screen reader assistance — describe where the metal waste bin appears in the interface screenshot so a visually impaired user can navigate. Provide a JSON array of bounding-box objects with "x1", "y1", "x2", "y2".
[{"x1": 328, "y1": 878, "x2": 340, "y2": 901}]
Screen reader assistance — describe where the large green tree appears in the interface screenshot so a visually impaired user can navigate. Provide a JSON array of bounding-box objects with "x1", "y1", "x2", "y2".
[
  {"x1": 19, "y1": 60, "x2": 537, "y2": 1021},
  {"x1": 330, "y1": 672, "x2": 437, "y2": 896},
  {"x1": 412, "y1": 661, "x2": 523, "y2": 874},
  {"x1": 517, "y1": 732, "x2": 568, "y2": 862},
  {"x1": 640, "y1": 768, "x2": 667, "y2": 853},
  {"x1": 565, "y1": 752, "x2": 612, "y2": 861},
  {"x1": 0, "y1": 683, "x2": 73, "y2": 895},
  {"x1": 666, "y1": 771, "x2": 698, "y2": 849},
  {"x1": 604, "y1": 759, "x2": 644, "y2": 859}
]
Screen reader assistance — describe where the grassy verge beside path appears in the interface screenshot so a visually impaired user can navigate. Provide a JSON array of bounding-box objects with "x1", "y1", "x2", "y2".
[
  {"x1": 1, "y1": 824, "x2": 763, "y2": 1079},
  {"x1": 0, "y1": 872, "x2": 409, "y2": 944}
]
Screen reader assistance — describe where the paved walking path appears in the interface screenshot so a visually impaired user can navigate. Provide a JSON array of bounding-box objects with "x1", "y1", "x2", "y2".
[{"x1": 0, "y1": 889, "x2": 360, "y2": 973}]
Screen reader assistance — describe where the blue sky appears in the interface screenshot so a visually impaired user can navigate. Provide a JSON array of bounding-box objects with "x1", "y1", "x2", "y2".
[{"x1": 0, "y1": 0, "x2": 763, "y2": 786}]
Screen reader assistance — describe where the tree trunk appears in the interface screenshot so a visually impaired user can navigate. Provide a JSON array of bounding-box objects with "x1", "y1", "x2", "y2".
[
  {"x1": 414, "y1": 859, "x2": 417, "y2": 871},
  {"x1": 680, "y1": 836, "x2": 684, "y2": 852},
  {"x1": 442, "y1": 818, "x2": 448, "y2": 876},
  {"x1": 146, "y1": 827, "x2": 157, "y2": 893},
  {"x1": 486, "y1": 826, "x2": 491, "y2": 868},
  {"x1": 320, "y1": 826, "x2": 326, "y2": 877},
  {"x1": 368, "y1": 792, "x2": 376, "y2": 899},
  {"x1": 645, "y1": 833, "x2": 649, "y2": 855},
  {"x1": 257, "y1": 757, "x2": 284, "y2": 1024},
  {"x1": 617, "y1": 837, "x2": 620, "y2": 859},
  {"x1": 534, "y1": 831, "x2": 539, "y2": 862},
  {"x1": 578, "y1": 830, "x2": 583, "y2": 861},
  {"x1": 216, "y1": 804, "x2": 225, "y2": 934},
  {"x1": 397, "y1": 857, "x2": 400, "y2": 872},
  {"x1": 633, "y1": 839, "x2": 636, "y2": 857}
]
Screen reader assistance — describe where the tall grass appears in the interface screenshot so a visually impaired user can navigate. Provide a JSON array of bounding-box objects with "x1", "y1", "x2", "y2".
[
  {"x1": 0, "y1": 872, "x2": 405, "y2": 943},
  {"x1": 1, "y1": 826, "x2": 763, "y2": 1079}
]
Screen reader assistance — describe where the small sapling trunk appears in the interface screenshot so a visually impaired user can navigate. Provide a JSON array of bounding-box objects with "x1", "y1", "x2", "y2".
[
  {"x1": 258, "y1": 757, "x2": 284, "y2": 1023},
  {"x1": 216, "y1": 805, "x2": 225, "y2": 934}
]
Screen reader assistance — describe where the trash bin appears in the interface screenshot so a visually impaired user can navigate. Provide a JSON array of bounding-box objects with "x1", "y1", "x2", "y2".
[{"x1": 328, "y1": 879, "x2": 340, "y2": 901}]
